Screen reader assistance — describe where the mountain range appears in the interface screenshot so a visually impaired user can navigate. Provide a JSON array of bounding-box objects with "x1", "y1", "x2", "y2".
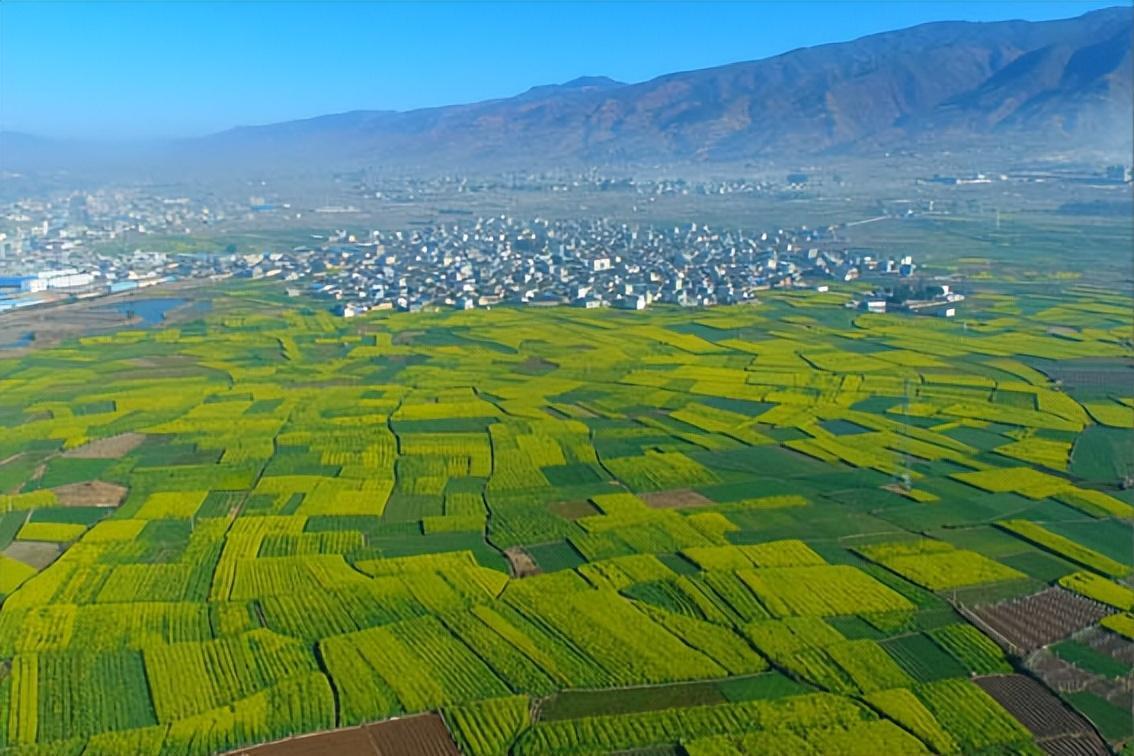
[{"x1": 3, "y1": 6, "x2": 1130, "y2": 175}]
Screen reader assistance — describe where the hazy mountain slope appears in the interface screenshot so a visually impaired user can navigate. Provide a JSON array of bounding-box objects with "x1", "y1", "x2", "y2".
[
  {"x1": 4, "y1": 7, "x2": 1129, "y2": 174},
  {"x1": 199, "y1": 6, "x2": 1129, "y2": 168},
  {"x1": 923, "y1": 15, "x2": 1132, "y2": 144}
]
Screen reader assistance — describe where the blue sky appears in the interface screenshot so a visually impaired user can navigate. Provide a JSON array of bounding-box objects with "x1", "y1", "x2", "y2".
[{"x1": 0, "y1": 1, "x2": 1121, "y2": 139}]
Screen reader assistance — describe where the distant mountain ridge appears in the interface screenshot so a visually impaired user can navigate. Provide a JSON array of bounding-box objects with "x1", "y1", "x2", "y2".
[
  {"x1": 3, "y1": 7, "x2": 1130, "y2": 174},
  {"x1": 516, "y1": 76, "x2": 627, "y2": 100}
]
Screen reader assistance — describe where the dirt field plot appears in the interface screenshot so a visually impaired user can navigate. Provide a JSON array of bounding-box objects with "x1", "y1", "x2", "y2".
[
  {"x1": 63, "y1": 432, "x2": 145, "y2": 459},
  {"x1": 641, "y1": 489, "x2": 715, "y2": 509},
  {"x1": 2, "y1": 541, "x2": 60, "y2": 570},
  {"x1": 1037, "y1": 733, "x2": 1110, "y2": 756},
  {"x1": 235, "y1": 727, "x2": 379, "y2": 756},
  {"x1": 51, "y1": 481, "x2": 128, "y2": 507},
  {"x1": 968, "y1": 588, "x2": 1112, "y2": 652},
  {"x1": 235, "y1": 713, "x2": 459, "y2": 756},
  {"x1": 364, "y1": 714, "x2": 459, "y2": 756},
  {"x1": 505, "y1": 546, "x2": 542, "y2": 577},
  {"x1": 976, "y1": 674, "x2": 1102, "y2": 743}
]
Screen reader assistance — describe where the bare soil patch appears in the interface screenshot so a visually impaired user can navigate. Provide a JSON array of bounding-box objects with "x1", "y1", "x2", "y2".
[
  {"x1": 233, "y1": 727, "x2": 377, "y2": 756},
  {"x1": 1038, "y1": 733, "x2": 1111, "y2": 756},
  {"x1": 63, "y1": 432, "x2": 145, "y2": 459},
  {"x1": 1029, "y1": 650, "x2": 1100, "y2": 694},
  {"x1": 641, "y1": 489, "x2": 715, "y2": 509},
  {"x1": 975, "y1": 674, "x2": 1107, "y2": 754},
  {"x1": 967, "y1": 587, "x2": 1111, "y2": 653},
  {"x1": 234, "y1": 713, "x2": 459, "y2": 756},
  {"x1": 364, "y1": 713, "x2": 459, "y2": 755},
  {"x1": 3, "y1": 541, "x2": 60, "y2": 570},
  {"x1": 505, "y1": 546, "x2": 542, "y2": 578},
  {"x1": 52, "y1": 481, "x2": 128, "y2": 507}
]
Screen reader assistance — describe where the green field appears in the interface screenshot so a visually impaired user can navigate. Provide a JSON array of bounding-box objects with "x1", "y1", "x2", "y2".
[
  {"x1": 0, "y1": 278, "x2": 1130, "y2": 754},
  {"x1": 1051, "y1": 640, "x2": 1130, "y2": 679}
]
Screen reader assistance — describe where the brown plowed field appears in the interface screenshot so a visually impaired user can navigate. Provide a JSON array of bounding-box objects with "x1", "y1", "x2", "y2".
[
  {"x1": 1038, "y1": 733, "x2": 1111, "y2": 756},
  {"x1": 969, "y1": 588, "x2": 1111, "y2": 652},
  {"x1": 234, "y1": 713, "x2": 459, "y2": 756},
  {"x1": 365, "y1": 714, "x2": 459, "y2": 755},
  {"x1": 976, "y1": 674, "x2": 1106, "y2": 752},
  {"x1": 233, "y1": 727, "x2": 377, "y2": 756}
]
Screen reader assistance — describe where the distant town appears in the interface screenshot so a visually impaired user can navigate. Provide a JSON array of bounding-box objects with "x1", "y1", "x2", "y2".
[
  {"x1": 1, "y1": 163, "x2": 1128, "y2": 318},
  {"x1": 0, "y1": 196, "x2": 919, "y2": 317}
]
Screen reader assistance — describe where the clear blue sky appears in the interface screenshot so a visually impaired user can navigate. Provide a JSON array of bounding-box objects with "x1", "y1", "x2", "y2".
[{"x1": 0, "y1": 1, "x2": 1122, "y2": 139}]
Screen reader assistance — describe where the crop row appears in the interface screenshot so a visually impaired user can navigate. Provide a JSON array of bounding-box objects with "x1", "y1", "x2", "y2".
[{"x1": 998, "y1": 519, "x2": 1130, "y2": 578}]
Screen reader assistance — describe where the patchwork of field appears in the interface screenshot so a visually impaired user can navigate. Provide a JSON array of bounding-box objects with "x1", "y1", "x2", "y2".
[{"x1": 0, "y1": 281, "x2": 1131, "y2": 754}]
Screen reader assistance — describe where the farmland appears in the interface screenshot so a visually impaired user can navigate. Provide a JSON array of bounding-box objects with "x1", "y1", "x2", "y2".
[
  {"x1": 974, "y1": 674, "x2": 1109, "y2": 753},
  {"x1": 0, "y1": 278, "x2": 1131, "y2": 754}
]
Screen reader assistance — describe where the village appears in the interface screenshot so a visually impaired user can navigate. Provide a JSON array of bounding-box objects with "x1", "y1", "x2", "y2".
[{"x1": 0, "y1": 186, "x2": 929, "y2": 317}]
